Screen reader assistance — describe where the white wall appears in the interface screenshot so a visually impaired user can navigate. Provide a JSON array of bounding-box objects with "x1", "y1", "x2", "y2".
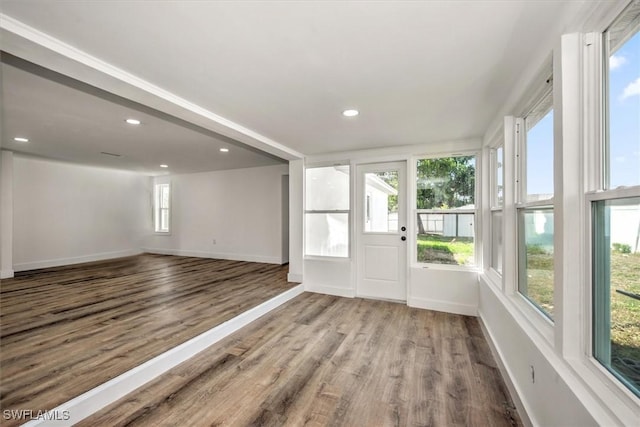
[
  {"x1": 1, "y1": 150, "x2": 14, "y2": 278},
  {"x1": 303, "y1": 140, "x2": 482, "y2": 311},
  {"x1": 288, "y1": 159, "x2": 303, "y2": 281},
  {"x1": 12, "y1": 155, "x2": 150, "y2": 271},
  {"x1": 409, "y1": 268, "x2": 478, "y2": 316},
  {"x1": 144, "y1": 164, "x2": 289, "y2": 264},
  {"x1": 478, "y1": 278, "x2": 600, "y2": 427}
]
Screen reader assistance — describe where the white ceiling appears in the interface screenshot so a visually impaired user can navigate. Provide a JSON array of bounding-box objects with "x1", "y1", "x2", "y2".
[
  {"x1": 1, "y1": 0, "x2": 593, "y2": 166},
  {"x1": 0, "y1": 58, "x2": 284, "y2": 174}
]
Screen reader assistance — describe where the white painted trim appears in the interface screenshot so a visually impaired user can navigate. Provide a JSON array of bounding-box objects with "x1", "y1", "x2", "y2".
[
  {"x1": 13, "y1": 249, "x2": 143, "y2": 272},
  {"x1": 1, "y1": 269, "x2": 15, "y2": 279},
  {"x1": 142, "y1": 247, "x2": 282, "y2": 265},
  {"x1": 21, "y1": 284, "x2": 304, "y2": 427},
  {"x1": 287, "y1": 273, "x2": 303, "y2": 283},
  {"x1": 305, "y1": 284, "x2": 356, "y2": 298},
  {"x1": 306, "y1": 138, "x2": 481, "y2": 164},
  {"x1": 477, "y1": 315, "x2": 534, "y2": 427},
  {"x1": 478, "y1": 275, "x2": 627, "y2": 426},
  {"x1": 0, "y1": 15, "x2": 303, "y2": 162},
  {"x1": 407, "y1": 296, "x2": 477, "y2": 317}
]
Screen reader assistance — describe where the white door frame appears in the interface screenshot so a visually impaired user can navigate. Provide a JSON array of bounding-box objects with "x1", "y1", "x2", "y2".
[{"x1": 355, "y1": 161, "x2": 408, "y2": 301}]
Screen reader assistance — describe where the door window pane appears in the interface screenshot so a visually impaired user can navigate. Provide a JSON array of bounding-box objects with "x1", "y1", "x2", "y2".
[
  {"x1": 364, "y1": 171, "x2": 398, "y2": 232},
  {"x1": 519, "y1": 208, "x2": 554, "y2": 318},
  {"x1": 593, "y1": 197, "x2": 640, "y2": 396}
]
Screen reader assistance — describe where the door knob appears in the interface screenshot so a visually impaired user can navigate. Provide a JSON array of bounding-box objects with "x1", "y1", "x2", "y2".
[{"x1": 401, "y1": 236, "x2": 406, "y2": 241}]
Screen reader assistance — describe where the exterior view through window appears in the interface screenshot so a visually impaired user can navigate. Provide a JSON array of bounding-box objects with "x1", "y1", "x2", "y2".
[
  {"x1": 305, "y1": 165, "x2": 350, "y2": 257},
  {"x1": 416, "y1": 156, "x2": 475, "y2": 266},
  {"x1": 519, "y1": 93, "x2": 555, "y2": 319},
  {"x1": 593, "y1": 2, "x2": 640, "y2": 397},
  {"x1": 154, "y1": 183, "x2": 170, "y2": 233}
]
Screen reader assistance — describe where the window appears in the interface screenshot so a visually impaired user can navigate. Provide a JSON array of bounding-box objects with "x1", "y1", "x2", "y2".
[
  {"x1": 518, "y1": 86, "x2": 555, "y2": 319},
  {"x1": 154, "y1": 183, "x2": 170, "y2": 233},
  {"x1": 491, "y1": 146, "x2": 504, "y2": 273},
  {"x1": 593, "y1": 197, "x2": 640, "y2": 397},
  {"x1": 592, "y1": 3, "x2": 640, "y2": 397},
  {"x1": 364, "y1": 171, "x2": 398, "y2": 233},
  {"x1": 305, "y1": 165, "x2": 350, "y2": 257},
  {"x1": 416, "y1": 156, "x2": 475, "y2": 266}
]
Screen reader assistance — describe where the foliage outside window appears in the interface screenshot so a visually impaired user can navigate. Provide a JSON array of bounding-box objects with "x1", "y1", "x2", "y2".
[
  {"x1": 416, "y1": 156, "x2": 475, "y2": 266},
  {"x1": 154, "y1": 183, "x2": 170, "y2": 233},
  {"x1": 305, "y1": 166, "x2": 350, "y2": 257},
  {"x1": 518, "y1": 87, "x2": 555, "y2": 319},
  {"x1": 592, "y1": 3, "x2": 640, "y2": 398}
]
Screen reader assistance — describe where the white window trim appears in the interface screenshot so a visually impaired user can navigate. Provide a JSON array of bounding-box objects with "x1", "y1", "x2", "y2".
[
  {"x1": 412, "y1": 152, "x2": 480, "y2": 270},
  {"x1": 303, "y1": 162, "x2": 351, "y2": 260},
  {"x1": 153, "y1": 182, "x2": 171, "y2": 235},
  {"x1": 575, "y1": 18, "x2": 640, "y2": 419}
]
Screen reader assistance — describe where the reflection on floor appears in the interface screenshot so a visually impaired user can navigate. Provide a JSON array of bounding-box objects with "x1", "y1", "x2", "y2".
[
  {"x1": 81, "y1": 293, "x2": 522, "y2": 427},
  {"x1": 0, "y1": 254, "x2": 295, "y2": 426}
]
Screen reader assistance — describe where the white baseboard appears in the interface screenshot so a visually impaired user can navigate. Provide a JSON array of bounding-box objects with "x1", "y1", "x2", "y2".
[
  {"x1": 305, "y1": 284, "x2": 356, "y2": 298},
  {"x1": 13, "y1": 249, "x2": 143, "y2": 272},
  {"x1": 143, "y1": 247, "x2": 282, "y2": 264},
  {"x1": 287, "y1": 272, "x2": 303, "y2": 283},
  {"x1": 407, "y1": 296, "x2": 478, "y2": 317},
  {"x1": 1, "y1": 269, "x2": 15, "y2": 279},
  {"x1": 477, "y1": 314, "x2": 533, "y2": 427},
  {"x1": 22, "y1": 284, "x2": 304, "y2": 427}
]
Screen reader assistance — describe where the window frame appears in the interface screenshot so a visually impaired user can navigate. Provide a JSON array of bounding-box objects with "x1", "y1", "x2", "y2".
[
  {"x1": 153, "y1": 182, "x2": 171, "y2": 234},
  {"x1": 586, "y1": 3, "x2": 640, "y2": 400},
  {"x1": 304, "y1": 163, "x2": 351, "y2": 259},
  {"x1": 489, "y1": 144, "x2": 504, "y2": 277},
  {"x1": 413, "y1": 153, "x2": 479, "y2": 270},
  {"x1": 515, "y1": 83, "x2": 557, "y2": 321}
]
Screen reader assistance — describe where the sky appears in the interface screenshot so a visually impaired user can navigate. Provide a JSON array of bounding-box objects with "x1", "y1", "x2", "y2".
[
  {"x1": 527, "y1": 30, "x2": 640, "y2": 195},
  {"x1": 609, "y1": 30, "x2": 640, "y2": 189}
]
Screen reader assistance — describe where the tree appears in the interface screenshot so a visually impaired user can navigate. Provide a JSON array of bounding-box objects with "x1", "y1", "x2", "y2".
[
  {"x1": 416, "y1": 156, "x2": 475, "y2": 234},
  {"x1": 416, "y1": 156, "x2": 475, "y2": 209}
]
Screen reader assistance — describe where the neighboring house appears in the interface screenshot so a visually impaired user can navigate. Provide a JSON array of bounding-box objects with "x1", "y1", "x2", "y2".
[{"x1": 364, "y1": 174, "x2": 398, "y2": 232}]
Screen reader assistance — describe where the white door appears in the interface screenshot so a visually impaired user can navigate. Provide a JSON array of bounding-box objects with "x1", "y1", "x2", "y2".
[{"x1": 356, "y1": 162, "x2": 407, "y2": 301}]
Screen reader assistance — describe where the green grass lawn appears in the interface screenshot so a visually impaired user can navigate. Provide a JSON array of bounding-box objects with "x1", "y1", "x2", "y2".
[
  {"x1": 417, "y1": 233, "x2": 474, "y2": 265},
  {"x1": 524, "y1": 246, "x2": 555, "y2": 317},
  {"x1": 417, "y1": 235, "x2": 638, "y2": 386},
  {"x1": 610, "y1": 251, "x2": 640, "y2": 387},
  {"x1": 526, "y1": 247, "x2": 639, "y2": 388}
]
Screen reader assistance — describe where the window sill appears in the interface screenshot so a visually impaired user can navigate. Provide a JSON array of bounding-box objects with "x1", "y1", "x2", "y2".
[
  {"x1": 567, "y1": 356, "x2": 640, "y2": 425},
  {"x1": 304, "y1": 256, "x2": 351, "y2": 262},
  {"x1": 412, "y1": 263, "x2": 479, "y2": 273}
]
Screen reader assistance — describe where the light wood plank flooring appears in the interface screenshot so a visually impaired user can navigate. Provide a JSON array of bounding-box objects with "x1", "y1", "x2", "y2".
[
  {"x1": 81, "y1": 293, "x2": 521, "y2": 427},
  {"x1": 0, "y1": 254, "x2": 295, "y2": 426}
]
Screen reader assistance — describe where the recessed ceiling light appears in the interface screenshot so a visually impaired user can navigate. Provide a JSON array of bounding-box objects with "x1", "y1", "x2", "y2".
[
  {"x1": 160, "y1": 164, "x2": 169, "y2": 168},
  {"x1": 220, "y1": 148, "x2": 229, "y2": 153},
  {"x1": 125, "y1": 118, "x2": 141, "y2": 125},
  {"x1": 342, "y1": 109, "x2": 359, "y2": 117},
  {"x1": 14, "y1": 137, "x2": 29, "y2": 142}
]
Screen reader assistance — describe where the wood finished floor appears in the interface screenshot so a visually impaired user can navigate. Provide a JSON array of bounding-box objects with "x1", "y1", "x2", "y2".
[
  {"x1": 0, "y1": 254, "x2": 295, "y2": 426},
  {"x1": 82, "y1": 293, "x2": 521, "y2": 427}
]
